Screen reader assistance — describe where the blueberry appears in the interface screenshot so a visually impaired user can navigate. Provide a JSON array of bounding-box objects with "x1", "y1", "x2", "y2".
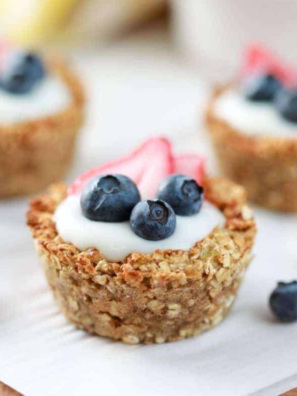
[
  {"x1": 0, "y1": 52, "x2": 46, "y2": 95},
  {"x1": 81, "y1": 174, "x2": 141, "y2": 222},
  {"x1": 130, "y1": 199, "x2": 176, "y2": 241},
  {"x1": 242, "y1": 73, "x2": 282, "y2": 102},
  {"x1": 269, "y1": 281, "x2": 297, "y2": 323},
  {"x1": 275, "y1": 88, "x2": 297, "y2": 123},
  {"x1": 157, "y1": 174, "x2": 203, "y2": 216}
]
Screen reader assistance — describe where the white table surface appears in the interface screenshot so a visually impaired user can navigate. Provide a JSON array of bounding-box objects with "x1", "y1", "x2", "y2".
[{"x1": 1, "y1": 24, "x2": 297, "y2": 396}]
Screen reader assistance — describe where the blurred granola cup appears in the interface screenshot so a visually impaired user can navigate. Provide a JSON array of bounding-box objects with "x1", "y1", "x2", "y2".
[
  {"x1": 205, "y1": 86, "x2": 297, "y2": 212},
  {"x1": 27, "y1": 178, "x2": 256, "y2": 344},
  {"x1": 0, "y1": 59, "x2": 85, "y2": 199}
]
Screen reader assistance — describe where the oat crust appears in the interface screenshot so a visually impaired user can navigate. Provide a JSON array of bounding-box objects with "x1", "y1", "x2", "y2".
[
  {"x1": 27, "y1": 179, "x2": 256, "y2": 344},
  {"x1": 205, "y1": 85, "x2": 297, "y2": 212},
  {"x1": 0, "y1": 58, "x2": 85, "y2": 198}
]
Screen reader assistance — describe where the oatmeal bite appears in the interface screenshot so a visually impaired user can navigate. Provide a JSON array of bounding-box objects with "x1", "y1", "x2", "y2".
[
  {"x1": 27, "y1": 138, "x2": 256, "y2": 344},
  {"x1": 0, "y1": 41, "x2": 85, "y2": 198},
  {"x1": 205, "y1": 45, "x2": 297, "y2": 212}
]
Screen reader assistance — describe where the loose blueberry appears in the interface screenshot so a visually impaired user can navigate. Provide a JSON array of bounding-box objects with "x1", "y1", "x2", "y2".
[
  {"x1": 130, "y1": 199, "x2": 176, "y2": 241},
  {"x1": 269, "y1": 281, "x2": 297, "y2": 323},
  {"x1": 0, "y1": 52, "x2": 46, "y2": 95},
  {"x1": 242, "y1": 73, "x2": 282, "y2": 102},
  {"x1": 80, "y1": 174, "x2": 141, "y2": 222},
  {"x1": 157, "y1": 174, "x2": 203, "y2": 216},
  {"x1": 275, "y1": 88, "x2": 297, "y2": 123}
]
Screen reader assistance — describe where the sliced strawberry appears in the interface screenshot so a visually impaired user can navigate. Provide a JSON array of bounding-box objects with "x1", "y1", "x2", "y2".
[
  {"x1": 68, "y1": 137, "x2": 174, "y2": 198},
  {"x1": 242, "y1": 44, "x2": 297, "y2": 88},
  {"x1": 242, "y1": 45, "x2": 270, "y2": 75},
  {"x1": 137, "y1": 150, "x2": 172, "y2": 199},
  {"x1": 173, "y1": 154, "x2": 205, "y2": 186},
  {"x1": 0, "y1": 41, "x2": 12, "y2": 72}
]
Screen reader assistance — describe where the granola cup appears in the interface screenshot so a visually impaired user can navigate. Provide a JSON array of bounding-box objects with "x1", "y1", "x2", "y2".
[
  {"x1": 27, "y1": 178, "x2": 256, "y2": 344},
  {"x1": 205, "y1": 85, "x2": 297, "y2": 212},
  {"x1": 0, "y1": 59, "x2": 85, "y2": 199}
]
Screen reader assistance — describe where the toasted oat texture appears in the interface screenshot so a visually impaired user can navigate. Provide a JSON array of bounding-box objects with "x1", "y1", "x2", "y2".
[
  {"x1": 27, "y1": 179, "x2": 256, "y2": 344},
  {"x1": 206, "y1": 85, "x2": 297, "y2": 212},
  {"x1": 0, "y1": 58, "x2": 85, "y2": 198}
]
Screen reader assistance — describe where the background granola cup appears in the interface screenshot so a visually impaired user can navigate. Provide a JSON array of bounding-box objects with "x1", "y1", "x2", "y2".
[
  {"x1": 0, "y1": 59, "x2": 85, "y2": 199},
  {"x1": 206, "y1": 86, "x2": 297, "y2": 212},
  {"x1": 27, "y1": 178, "x2": 256, "y2": 345}
]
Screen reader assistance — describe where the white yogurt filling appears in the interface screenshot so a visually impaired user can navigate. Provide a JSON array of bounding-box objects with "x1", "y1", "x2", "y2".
[
  {"x1": 54, "y1": 195, "x2": 225, "y2": 262},
  {"x1": 214, "y1": 88, "x2": 297, "y2": 138},
  {"x1": 0, "y1": 76, "x2": 71, "y2": 124}
]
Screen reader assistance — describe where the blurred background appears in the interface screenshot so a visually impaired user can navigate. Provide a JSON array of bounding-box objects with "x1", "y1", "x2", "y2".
[
  {"x1": 0, "y1": 0, "x2": 295, "y2": 67},
  {"x1": 2, "y1": 0, "x2": 294, "y2": 174},
  {"x1": 0, "y1": 0, "x2": 168, "y2": 48}
]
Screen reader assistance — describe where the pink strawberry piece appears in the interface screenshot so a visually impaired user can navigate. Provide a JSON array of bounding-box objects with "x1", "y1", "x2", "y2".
[
  {"x1": 0, "y1": 41, "x2": 12, "y2": 72},
  {"x1": 173, "y1": 154, "x2": 205, "y2": 186},
  {"x1": 242, "y1": 44, "x2": 297, "y2": 88},
  {"x1": 68, "y1": 137, "x2": 174, "y2": 198}
]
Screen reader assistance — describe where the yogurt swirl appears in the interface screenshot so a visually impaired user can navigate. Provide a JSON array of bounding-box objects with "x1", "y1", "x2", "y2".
[
  {"x1": 54, "y1": 195, "x2": 225, "y2": 262},
  {"x1": 0, "y1": 75, "x2": 71, "y2": 124},
  {"x1": 214, "y1": 88, "x2": 297, "y2": 138}
]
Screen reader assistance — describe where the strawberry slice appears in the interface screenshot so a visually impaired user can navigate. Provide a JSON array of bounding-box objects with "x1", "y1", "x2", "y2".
[
  {"x1": 68, "y1": 137, "x2": 174, "y2": 198},
  {"x1": 173, "y1": 154, "x2": 205, "y2": 186},
  {"x1": 242, "y1": 44, "x2": 297, "y2": 88},
  {"x1": 0, "y1": 41, "x2": 12, "y2": 72}
]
